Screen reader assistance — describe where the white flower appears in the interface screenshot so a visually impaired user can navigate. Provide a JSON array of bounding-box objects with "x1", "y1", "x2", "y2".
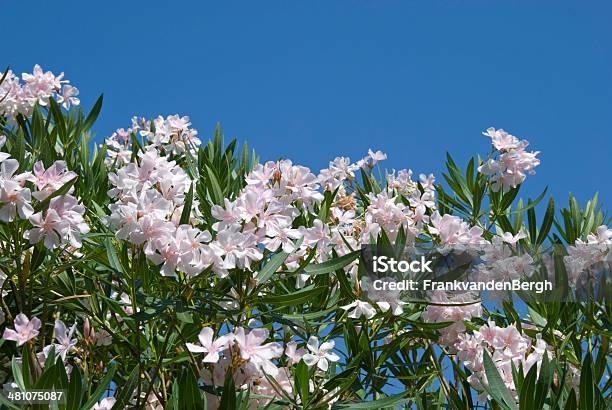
[
  {"x1": 91, "y1": 397, "x2": 116, "y2": 410},
  {"x1": 341, "y1": 300, "x2": 376, "y2": 319},
  {"x1": 186, "y1": 327, "x2": 232, "y2": 363},
  {"x1": 302, "y1": 336, "x2": 340, "y2": 371},
  {"x1": 499, "y1": 231, "x2": 527, "y2": 245},
  {"x1": 0, "y1": 180, "x2": 34, "y2": 222},
  {"x1": 58, "y1": 84, "x2": 80, "y2": 109}
]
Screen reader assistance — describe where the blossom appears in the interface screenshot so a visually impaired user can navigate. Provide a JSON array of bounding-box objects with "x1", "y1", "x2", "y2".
[
  {"x1": 479, "y1": 127, "x2": 540, "y2": 192},
  {"x1": 27, "y1": 209, "x2": 68, "y2": 249},
  {"x1": 0, "y1": 65, "x2": 79, "y2": 120},
  {"x1": 211, "y1": 198, "x2": 242, "y2": 231},
  {"x1": 262, "y1": 223, "x2": 301, "y2": 253},
  {"x1": 210, "y1": 226, "x2": 262, "y2": 271},
  {"x1": 358, "y1": 149, "x2": 387, "y2": 169},
  {"x1": 302, "y1": 336, "x2": 340, "y2": 371},
  {"x1": 300, "y1": 219, "x2": 331, "y2": 249},
  {"x1": 29, "y1": 161, "x2": 77, "y2": 200},
  {"x1": 43, "y1": 319, "x2": 77, "y2": 360},
  {"x1": 91, "y1": 397, "x2": 116, "y2": 410},
  {"x1": 58, "y1": 84, "x2": 80, "y2": 109},
  {"x1": 285, "y1": 341, "x2": 307, "y2": 365},
  {"x1": 0, "y1": 180, "x2": 34, "y2": 222},
  {"x1": 386, "y1": 169, "x2": 417, "y2": 195},
  {"x1": 490, "y1": 324, "x2": 528, "y2": 354},
  {"x1": 318, "y1": 157, "x2": 359, "y2": 190},
  {"x1": 362, "y1": 277, "x2": 406, "y2": 316},
  {"x1": 341, "y1": 300, "x2": 376, "y2": 319},
  {"x1": 429, "y1": 212, "x2": 484, "y2": 245},
  {"x1": 186, "y1": 327, "x2": 232, "y2": 363},
  {"x1": 499, "y1": 231, "x2": 527, "y2": 245},
  {"x1": 421, "y1": 291, "x2": 482, "y2": 344},
  {"x1": 233, "y1": 327, "x2": 283, "y2": 376},
  {"x1": 2, "y1": 313, "x2": 41, "y2": 346},
  {"x1": 482, "y1": 127, "x2": 523, "y2": 151}
]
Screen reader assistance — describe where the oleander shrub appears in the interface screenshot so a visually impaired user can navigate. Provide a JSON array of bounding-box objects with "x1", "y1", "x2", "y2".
[{"x1": 0, "y1": 65, "x2": 610, "y2": 409}]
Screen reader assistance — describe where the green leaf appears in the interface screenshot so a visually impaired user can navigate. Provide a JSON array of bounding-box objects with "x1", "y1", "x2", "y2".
[
  {"x1": 80, "y1": 364, "x2": 117, "y2": 410},
  {"x1": 482, "y1": 350, "x2": 518, "y2": 410},
  {"x1": 360, "y1": 168, "x2": 373, "y2": 193},
  {"x1": 180, "y1": 183, "x2": 194, "y2": 225},
  {"x1": 294, "y1": 361, "x2": 310, "y2": 406},
  {"x1": 303, "y1": 250, "x2": 360, "y2": 276},
  {"x1": 579, "y1": 352, "x2": 594, "y2": 410},
  {"x1": 0, "y1": 393, "x2": 21, "y2": 410},
  {"x1": 83, "y1": 94, "x2": 103, "y2": 132},
  {"x1": 111, "y1": 366, "x2": 140, "y2": 409},
  {"x1": 34, "y1": 176, "x2": 78, "y2": 212},
  {"x1": 218, "y1": 367, "x2": 236, "y2": 410},
  {"x1": 260, "y1": 285, "x2": 326, "y2": 306},
  {"x1": 533, "y1": 351, "x2": 552, "y2": 409},
  {"x1": 333, "y1": 392, "x2": 411, "y2": 409},
  {"x1": 256, "y1": 251, "x2": 290, "y2": 286},
  {"x1": 11, "y1": 356, "x2": 26, "y2": 391},
  {"x1": 536, "y1": 198, "x2": 555, "y2": 245},
  {"x1": 204, "y1": 164, "x2": 225, "y2": 205},
  {"x1": 564, "y1": 388, "x2": 577, "y2": 410},
  {"x1": 105, "y1": 238, "x2": 124, "y2": 274},
  {"x1": 519, "y1": 361, "x2": 537, "y2": 409},
  {"x1": 178, "y1": 367, "x2": 204, "y2": 409},
  {"x1": 66, "y1": 365, "x2": 84, "y2": 410}
]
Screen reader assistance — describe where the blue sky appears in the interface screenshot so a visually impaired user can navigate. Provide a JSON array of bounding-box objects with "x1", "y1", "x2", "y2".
[{"x1": 2, "y1": 0, "x2": 611, "y2": 211}]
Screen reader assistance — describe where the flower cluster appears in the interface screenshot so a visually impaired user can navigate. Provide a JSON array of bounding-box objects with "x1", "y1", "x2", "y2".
[
  {"x1": 185, "y1": 325, "x2": 340, "y2": 409},
  {"x1": 454, "y1": 321, "x2": 564, "y2": 398},
  {"x1": 429, "y1": 211, "x2": 485, "y2": 246},
  {"x1": 107, "y1": 147, "x2": 217, "y2": 276},
  {"x1": 564, "y1": 225, "x2": 612, "y2": 283},
  {"x1": 0, "y1": 65, "x2": 79, "y2": 120},
  {"x1": 478, "y1": 127, "x2": 540, "y2": 192},
  {"x1": 105, "y1": 115, "x2": 201, "y2": 169},
  {"x1": 0, "y1": 139, "x2": 88, "y2": 249},
  {"x1": 421, "y1": 290, "x2": 483, "y2": 344}
]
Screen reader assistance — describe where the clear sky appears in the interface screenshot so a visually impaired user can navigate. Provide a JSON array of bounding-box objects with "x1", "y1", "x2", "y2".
[{"x1": 2, "y1": 0, "x2": 611, "y2": 211}]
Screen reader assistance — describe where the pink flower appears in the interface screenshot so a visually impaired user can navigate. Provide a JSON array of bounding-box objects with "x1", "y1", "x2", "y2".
[
  {"x1": 482, "y1": 128, "x2": 522, "y2": 151},
  {"x1": 30, "y1": 161, "x2": 77, "y2": 201},
  {"x1": 43, "y1": 319, "x2": 77, "y2": 360},
  {"x1": 285, "y1": 341, "x2": 307, "y2": 366},
  {"x1": 233, "y1": 327, "x2": 282, "y2": 376},
  {"x1": 211, "y1": 198, "x2": 242, "y2": 231},
  {"x1": 2, "y1": 313, "x2": 41, "y2": 346},
  {"x1": 299, "y1": 219, "x2": 331, "y2": 249},
  {"x1": 27, "y1": 209, "x2": 68, "y2": 249},
  {"x1": 491, "y1": 325, "x2": 528, "y2": 354}
]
